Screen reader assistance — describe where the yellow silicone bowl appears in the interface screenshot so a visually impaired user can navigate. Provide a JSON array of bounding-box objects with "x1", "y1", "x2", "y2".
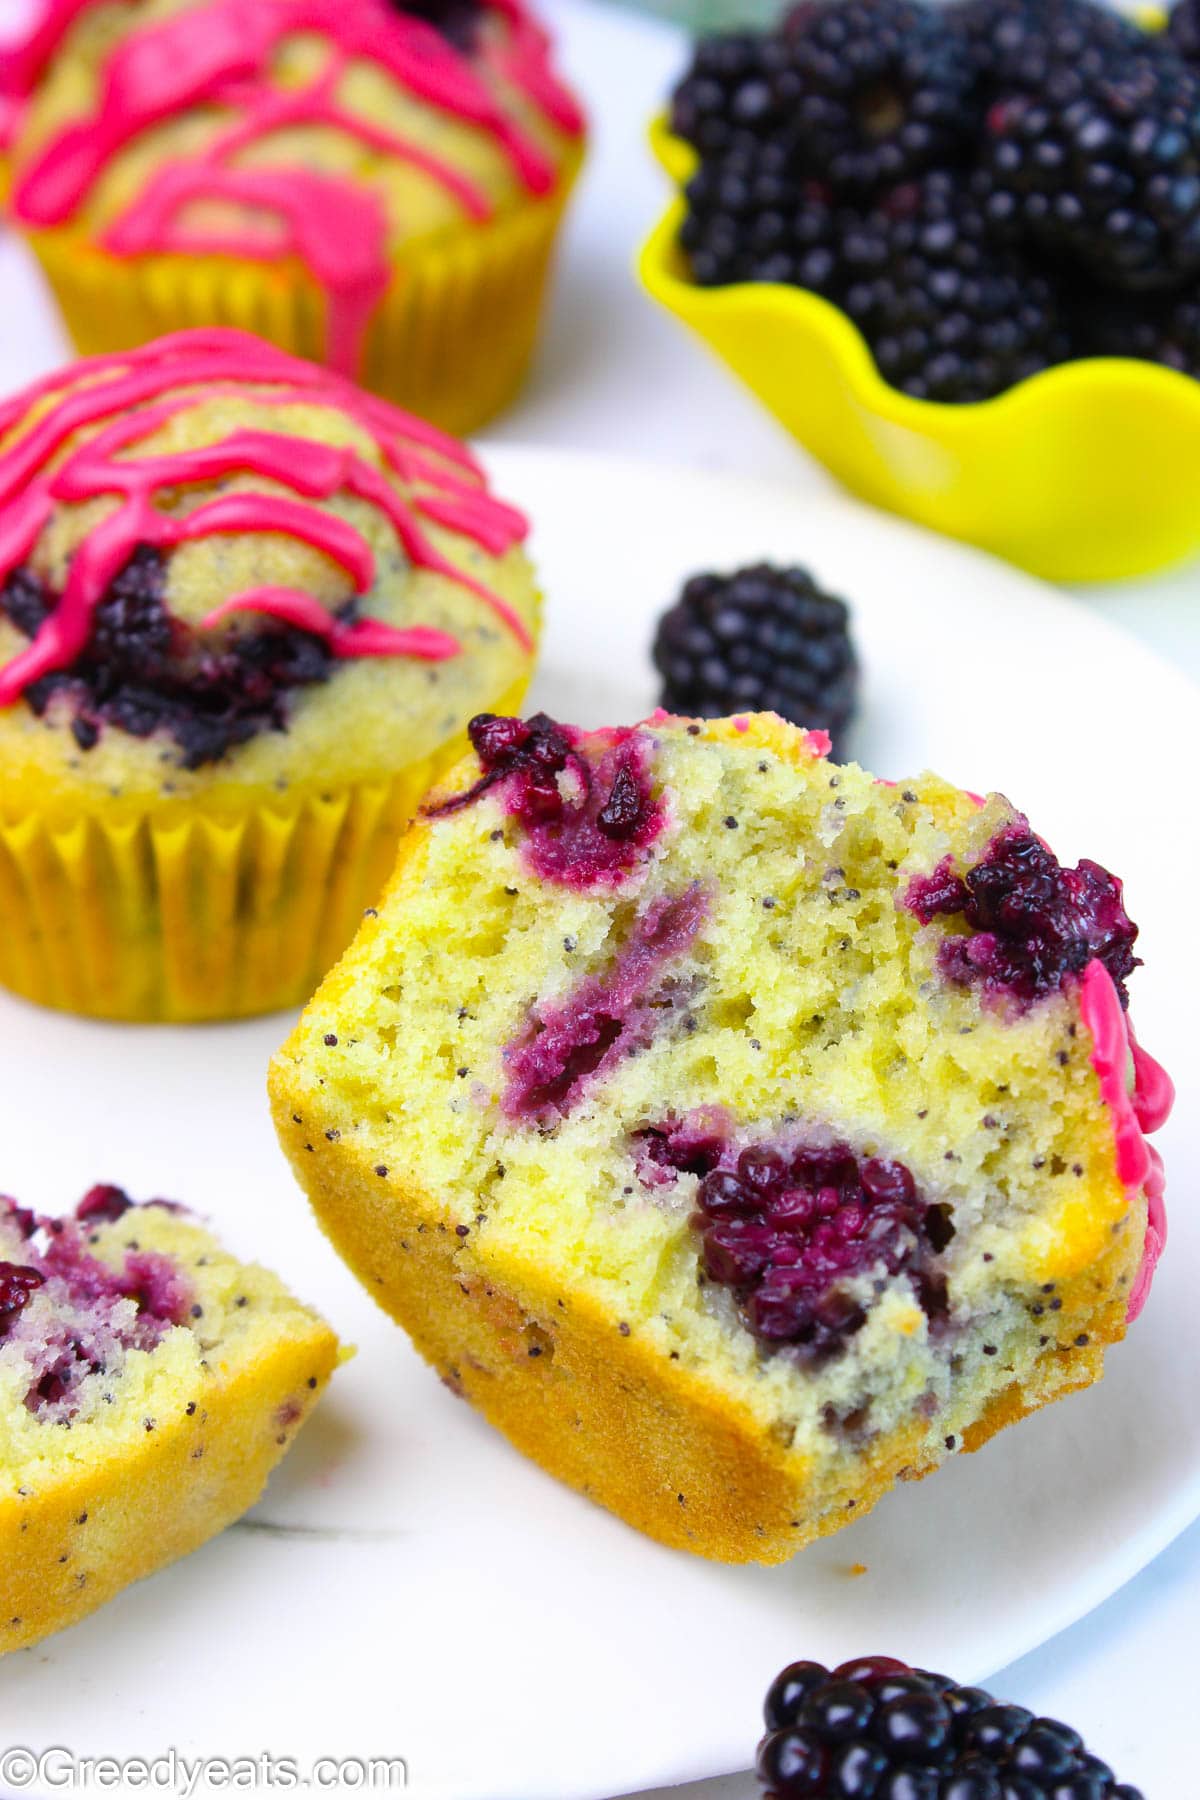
[{"x1": 640, "y1": 116, "x2": 1200, "y2": 582}]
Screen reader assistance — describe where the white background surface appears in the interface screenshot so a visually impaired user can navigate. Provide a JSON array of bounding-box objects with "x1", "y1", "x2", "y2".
[{"x1": 0, "y1": 1, "x2": 1195, "y2": 1795}]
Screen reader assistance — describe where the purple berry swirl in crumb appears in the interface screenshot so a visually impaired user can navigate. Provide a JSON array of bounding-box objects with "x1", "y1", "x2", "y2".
[
  {"x1": 501, "y1": 886, "x2": 709, "y2": 1122},
  {"x1": 0, "y1": 1187, "x2": 193, "y2": 1421},
  {"x1": 907, "y1": 819, "x2": 1140, "y2": 1008},
  {"x1": 426, "y1": 713, "x2": 668, "y2": 889},
  {"x1": 755, "y1": 1653, "x2": 1146, "y2": 1798}
]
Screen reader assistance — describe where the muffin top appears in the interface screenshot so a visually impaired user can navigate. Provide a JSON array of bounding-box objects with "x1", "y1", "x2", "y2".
[
  {"x1": 0, "y1": 0, "x2": 585, "y2": 372},
  {"x1": 0, "y1": 328, "x2": 541, "y2": 812}
]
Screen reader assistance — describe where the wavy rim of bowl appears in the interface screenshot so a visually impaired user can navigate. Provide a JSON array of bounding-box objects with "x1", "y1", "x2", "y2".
[{"x1": 641, "y1": 114, "x2": 1200, "y2": 436}]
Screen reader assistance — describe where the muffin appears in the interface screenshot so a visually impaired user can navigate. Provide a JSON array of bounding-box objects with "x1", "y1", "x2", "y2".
[
  {"x1": 1, "y1": 1184, "x2": 339, "y2": 1652},
  {"x1": 0, "y1": 329, "x2": 542, "y2": 1022},
  {"x1": 0, "y1": 0, "x2": 585, "y2": 433},
  {"x1": 270, "y1": 711, "x2": 1171, "y2": 1565}
]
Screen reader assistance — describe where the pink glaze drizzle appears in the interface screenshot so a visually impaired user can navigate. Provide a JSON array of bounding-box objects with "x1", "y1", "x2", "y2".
[
  {"x1": 201, "y1": 590, "x2": 457, "y2": 661},
  {"x1": 2, "y1": 0, "x2": 584, "y2": 374},
  {"x1": 0, "y1": 329, "x2": 532, "y2": 707},
  {"x1": 1079, "y1": 959, "x2": 1174, "y2": 1322}
]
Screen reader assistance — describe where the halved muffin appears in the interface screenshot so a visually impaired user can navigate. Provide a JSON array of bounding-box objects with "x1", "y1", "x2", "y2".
[
  {"x1": 271, "y1": 711, "x2": 1170, "y2": 1563},
  {"x1": 2, "y1": 1185, "x2": 339, "y2": 1650}
]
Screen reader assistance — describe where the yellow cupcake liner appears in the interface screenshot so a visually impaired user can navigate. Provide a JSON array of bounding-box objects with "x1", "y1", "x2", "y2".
[
  {"x1": 21, "y1": 150, "x2": 581, "y2": 438},
  {"x1": 641, "y1": 115, "x2": 1200, "y2": 583},
  {"x1": 0, "y1": 680, "x2": 528, "y2": 1023}
]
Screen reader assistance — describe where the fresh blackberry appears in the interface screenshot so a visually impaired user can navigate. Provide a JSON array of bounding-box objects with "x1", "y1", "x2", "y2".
[
  {"x1": 842, "y1": 172, "x2": 1070, "y2": 401},
  {"x1": 756, "y1": 1656, "x2": 1146, "y2": 1799},
  {"x1": 670, "y1": 32, "x2": 789, "y2": 161},
  {"x1": 980, "y1": 51, "x2": 1200, "y2": 292},
  {"x1": 1168, "y1": 0, "x2": 1200, "y2": 65},
  {"x1": 1135, "y1": 288, "x2": 1200, "y2": 374},
  {"x1": 955, "y1": 0, "x2": 1149, "y2": 98},
  {"x1": 1078, "y1": 281, "x2": 1200, "y2": 376},
  {"x1": 651, "y1": 562, "x2": 858, "y2": 753},
  {"x1": 777, "y1": 0, "x2": 980, "y2": 193},
  {"x1": 679, "y1": 140, "x2": 847, "y2": 293}
]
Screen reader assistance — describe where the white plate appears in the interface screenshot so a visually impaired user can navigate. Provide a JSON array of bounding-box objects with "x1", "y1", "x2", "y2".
[{"x1": 0, "y1": 447, "x2": 1195, "y2": 1800}]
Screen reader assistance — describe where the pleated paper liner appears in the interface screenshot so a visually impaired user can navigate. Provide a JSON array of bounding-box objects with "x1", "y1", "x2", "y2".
[
  {"x1": 0, "y1": 676, "x2": 530, "y2": 1023},
  {"x1": 21, "y1": 154, "x2": 582, "y2": 437}
]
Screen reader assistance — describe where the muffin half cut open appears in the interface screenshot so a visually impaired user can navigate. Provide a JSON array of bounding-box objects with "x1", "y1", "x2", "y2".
[{"x1": 271, "y1": 711, "x2": 1170, "y2": 1564}]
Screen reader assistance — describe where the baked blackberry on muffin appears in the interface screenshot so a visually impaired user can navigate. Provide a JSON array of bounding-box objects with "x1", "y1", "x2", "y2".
[
  {"x1": 271, "y1": 711, "x2": 1170, "y2": 1564},
  {"x1": 0, "y1": 329, "x2": 540, "y2": 1021},
  {"x1": 0, "y1": 0, "x2": 585, "y2": 430},
  {"x1": 1, "y1": 1186, "x2": 339, "y2": 1652}
]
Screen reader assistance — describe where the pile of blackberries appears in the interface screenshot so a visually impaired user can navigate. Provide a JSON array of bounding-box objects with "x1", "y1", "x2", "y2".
[{"x1": 672, "y1": 0, "x2": 1200, "y2": 401}]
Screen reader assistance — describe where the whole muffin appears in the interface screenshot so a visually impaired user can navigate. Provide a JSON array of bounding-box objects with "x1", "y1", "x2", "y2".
[
  {"x1": 0, "y1": 0, "x2": 585, "y2": 432},
  {"x1": 0, "y1": 328, "x2": 542, "y2": 1021}
]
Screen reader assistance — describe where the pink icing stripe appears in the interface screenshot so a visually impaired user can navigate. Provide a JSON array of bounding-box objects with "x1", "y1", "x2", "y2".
[
  {"x1": 201, "y1": 590, "x2": 458, "y2": 661},
  {"x1": 5, "y1": 0, "x2": 582, "y2": 374},
  {"x1": 206, "y1": 67, "x2": 495, "y2": 224},
  {"x1": 0, "y1": 0, "x2": 95, "y2": 141},
  {"x1": 102, "y1": 165, "x2": 391, "y2": 379},
  {"x1": 486, "y1": 0, "x2": 586, "y2": 136},
  {"x1": 0, "y1": 330, "x2": 532, "y2": 709},
  {"x1": 1131, "y1": 1031, "x2": 1174, "y2": 1134},
  {"x1": 1079, "y1": 959, "x2": 1173, "y2": 1322},
  {"x1": 413, "y1": 490, "x2": 529, "y2": 556}
]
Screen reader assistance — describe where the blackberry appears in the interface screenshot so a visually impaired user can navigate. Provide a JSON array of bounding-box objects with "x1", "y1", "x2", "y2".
[
  {"x1": 640, "y1": 1121, "x2": 953, "y2": 1361},
  {"x1": 76, "y1": 1185, "x2": 134, "y2": 1226},
  {"x1": 685, "y1": 1140, "x2": 950, "y2": 1361},
  {"x1": 425, "y1": 712, "x2": 665, "y2": 889},
  {"x1": 955, "y1": 0, "x2": 1149, "y2": 98},
  {"x1": 1168, "y1": 0, "x2": 1200, "y2": 66},
  {"x1": 389, "y1": 0, "x2": 483, "y2": 50},
  {"x1": 980, "y1": 51, "x2": 1200, "y2": 292},
  {"x1": 907, "y1": 821, "x2": 1140, "y2": 1008},
  {"x1": 842, "y1": 172, "x2": 1070, "y2": 401},
  {"x1": 426, "y1": 711, "x2": 581, "y2": 823},
  {"x1": 0, "y1": 1262, "x2": 45, "y2": 1339},
  {"x1": 777, "y1": 0, "x2": 980, "y2": 193},
  {"x1": 678, "y1": 141, "x2": 847, "y2": 293},
  {"x1": 756, "y1": 1656, "x2": 1146, "y2": 1799},
  {"x1": 0, "y1": 547, "x2": 337, "y2": 769},
  {"x1": 670, "y1": 32, "x2": 788, "y2": 162},
  {"x1": 652, "y1": 563, "x2": 858, "y2": 753},
  {"x1": 1136, "y1": 288, "x2": 1200, "y2": 373},
  {"x1": 1076, "y1": 281, "x2": 1200, "y2": 376}
]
